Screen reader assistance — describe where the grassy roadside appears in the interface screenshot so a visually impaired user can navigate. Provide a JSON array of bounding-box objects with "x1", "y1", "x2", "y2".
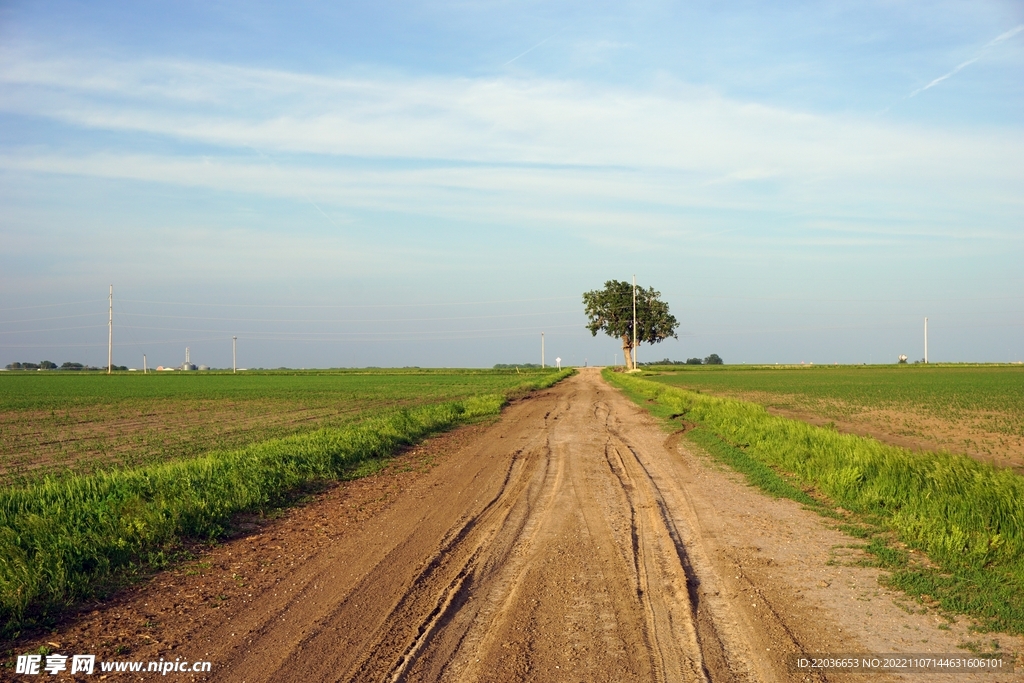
[
  {"x1": 0, "y1": 368, "x2": 572, "y2": 484},
  {"x1": 0, "y1": 370, "x2": 574, "y2": 639},
  {"x1": 604, "y1": 368, "x2": 1024, "y2": 636}
]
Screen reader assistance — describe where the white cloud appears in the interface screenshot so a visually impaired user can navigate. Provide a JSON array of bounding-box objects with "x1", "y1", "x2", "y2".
[
  {"x1": 1, "y1": 44, "x2": 1021, "y2": 257},
  {"x1": 2, "y1": 45, "x2": 1018, "y2": 178}
]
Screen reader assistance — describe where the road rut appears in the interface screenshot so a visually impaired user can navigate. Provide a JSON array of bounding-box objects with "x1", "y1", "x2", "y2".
[
  {"x1": 198, "y1": 369, "x2": 834, "y2": 682},
  {"x1": 19, "y1": 368, "x2": 1021, "y2": 681}
]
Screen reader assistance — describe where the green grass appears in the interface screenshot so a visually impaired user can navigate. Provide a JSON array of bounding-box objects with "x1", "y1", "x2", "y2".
[
  {"x1": 0, "y1": 368, "x2": 567, "y2": 483},
  {"x1": 644, "y1": 363, "x2": 1024, "y2": 433},
  {"x1": 605, "y1": 368, "x2": 1024, "y2": 634},
  {"x1": 0, "y1": 368, "x2": 561, "y2": 411},
  {"x1": 683, "y1": 427, "x2": 821, "y2": 507},
  {"x1": 0, "y1": 369, "x2": 573, "y2": 639}
]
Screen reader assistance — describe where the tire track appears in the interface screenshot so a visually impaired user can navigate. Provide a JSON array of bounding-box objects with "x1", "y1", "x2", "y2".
[
  {"x1": 344, "y1": 391, "x2": 577, "y2": 681},
  {"x1": 186, "y1": 370, "x2": 868, "y2": 682}
]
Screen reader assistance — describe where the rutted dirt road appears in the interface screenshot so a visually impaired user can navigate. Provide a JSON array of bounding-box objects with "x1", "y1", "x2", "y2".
[{"x1": 15, "y1": 369, "x2": 1021, "y2": 681}]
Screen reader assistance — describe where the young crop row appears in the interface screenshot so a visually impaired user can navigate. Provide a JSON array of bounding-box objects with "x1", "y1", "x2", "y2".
[
  {"x1": 647, "y1": 364, "x2": 1024, "y2": 423},
  {"x1": 0, "y1": 368, "x2": 565, "y2": 411},
  {"x1": 605, "y1": 369, "x2": 1024, "y2": 633},
  {"x1": 0, "y1": 369, "x2": 565, "y2": 484},
  {"x1": 0, "y1": 369, "x2": 573, "y2": 638}
]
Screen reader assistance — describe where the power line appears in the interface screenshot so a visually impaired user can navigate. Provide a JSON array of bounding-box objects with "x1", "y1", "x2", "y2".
[
  {"x1": 0, "y1": 313, "x2": 105, "y2": 324},
  {"x1": 0, "y1": 325, "x2": 108, "y2": 336},
  {"x1": 97, "y1": 323, "x2": 584, "y2": 337},
  {"x1": 0, "y1": 300, "x2": 105, "y2": 312},
  {"x1": 680, "y1": 320, "x2": 1024, "y2": 337},
  {"x1": 703, "y1": 294, "x2": 1024, "y2": 303},
  {"x1": 115, "y1": 310, "x2": 580, "y2": 324},
  {"x1": 118, "y1": 295, "x2": 579, "y2": 309},
  {"x1": 0, "y1": 327, "x2": 591, "y2": 349}
]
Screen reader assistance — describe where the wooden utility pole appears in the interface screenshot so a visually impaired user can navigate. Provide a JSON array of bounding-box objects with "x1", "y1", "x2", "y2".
[
  {"x1": 107, "y1": 285, "x2": 113, "y2": 374},
  {"x1": 631, "y1": 275, "x2": 637, "y2": 370}
]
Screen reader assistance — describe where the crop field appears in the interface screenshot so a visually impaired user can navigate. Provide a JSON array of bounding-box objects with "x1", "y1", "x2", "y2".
[
  {"x1": 0, "y1": 367, "x2": 573, "y2": 636},
  {"x1": 608, "y1": 368, "x2": 1024, "y2": 634},
  {"x1": 6, "y1": 367, "x2": 1023, "y2": 672},
  {"x1": 0, "y1": 369, "x2": 561, "y2": 484},
  {"x1": 643, "y1": 364, "x2": 1024, "y2": 470}
]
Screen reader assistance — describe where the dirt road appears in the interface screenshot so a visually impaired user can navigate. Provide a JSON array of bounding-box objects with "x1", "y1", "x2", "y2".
[{"x1": 17, "y1": 369, "x2": 1021, "y2": 681}]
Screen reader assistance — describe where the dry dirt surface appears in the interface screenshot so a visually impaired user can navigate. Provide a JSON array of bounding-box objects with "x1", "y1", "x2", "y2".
[
  {"x1": 688, "y1": 389, "x2": 1024, "y2": 474},
  {"x1": 760, "y1": 403, "x2": 1024, "y2": 474},
  {"x1": 12, "y1": 369, "x2": 1023, "y2": 682},
  {"x1": 0, "y1": 399, "x2": 383, "y2": 482}
]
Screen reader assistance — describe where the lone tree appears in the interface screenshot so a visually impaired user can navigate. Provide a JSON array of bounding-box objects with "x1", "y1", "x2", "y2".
[{"x1": 583, "y1": 280, "x2": 678, "y2": 370}]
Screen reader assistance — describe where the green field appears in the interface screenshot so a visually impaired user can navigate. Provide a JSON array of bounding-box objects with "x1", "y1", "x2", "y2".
[
  {"x1": 0, "y1": 368, "x2": 573, "y2": 637},
  {"x1": 642, "y1": 364, "x2": 1024, "y2": 423},
  {"x1": 643, "y1": 364, "x2": 1024, "y2": 464},
  {"x1": 0, "y1": 369, "x2": 564, "y2": 484},
  {"x1": 607, "y1": 367, "x2": 1024, "y2": 635}
]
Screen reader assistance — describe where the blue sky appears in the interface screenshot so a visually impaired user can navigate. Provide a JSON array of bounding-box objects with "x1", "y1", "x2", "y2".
[{"x1": 1, "y1": 1, "x2": 1022, "y2": 368}]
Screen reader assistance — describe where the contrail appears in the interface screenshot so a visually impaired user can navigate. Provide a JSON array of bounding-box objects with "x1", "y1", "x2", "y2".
[
  {"x1": 249, "y1": 145, "x2": 341, "y2": 229},
  {"x1": 503, "y1": 29, "x2": 565, "y2": 66},
  {"x1": 909, "y1": 24, "x2": 1023, "y2": 97},
  {"x1": 908, "y1": 56, "x2": 980, "y2": 96}
]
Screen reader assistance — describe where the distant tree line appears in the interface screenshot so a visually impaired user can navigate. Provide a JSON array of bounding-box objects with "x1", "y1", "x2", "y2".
[
  {"x1": 641, "y1": 354, "x2": 724, "y2": 366},
  {"x1": 4, "y1": 361, "x2": 124, "y2": 371},
  {"x1": 493, "y1": 363, "x2": 546, "y2": 369}
]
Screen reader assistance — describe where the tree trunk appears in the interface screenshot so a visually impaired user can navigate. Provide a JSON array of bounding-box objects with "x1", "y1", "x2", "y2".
[{"x1": 621, "y1": 335, "x2": 633, "y2": 370}]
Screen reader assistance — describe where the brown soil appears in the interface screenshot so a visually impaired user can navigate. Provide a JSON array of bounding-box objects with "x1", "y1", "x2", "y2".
[
  {"x1": 0, "y1": 399, "x2": 396, "y2": 482},
  {"x1": 8, "y1": 369, "x2": 1022, "y2": 681},
  {"x1": 750, "y1": 400, "x2": 1024, "y2": 473}
]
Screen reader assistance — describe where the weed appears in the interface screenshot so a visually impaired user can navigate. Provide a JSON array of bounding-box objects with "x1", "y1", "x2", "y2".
[
  {"x1": 605, "y1": 368, "x2": 1024, "y2": 635},
  {"x1": 838, "y1": 523, "x2": 872, "y2": 539},
  {"x1": 0, "y1": 369, "x2": 574, "y2": 637},
  {"x1": 0, "y1": 368, "x2": 573, "y2": 485},
  {"x1": 960, "y1": 640, "x2": 983, "y2": 653}
]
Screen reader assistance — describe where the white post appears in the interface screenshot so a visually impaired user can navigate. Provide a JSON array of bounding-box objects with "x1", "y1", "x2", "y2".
[
  {"x1": 631, "y1": 274, "x2": 637, "y2": 370},
  {"x1": 107, "y1": 284, "x2": 113, "y2": 374},
  {"x1": 924, "y1": 317, "x2": 928, "y2": 364},
  {"x1": 541, "y1": 332, "x2": 545, "y2": 368},
  {"x1": 143, "y1": 354, "x2": 147, "y2": 374},
  {"x1": 232, "y1": 336, "x2": 237, "y2": 373}
]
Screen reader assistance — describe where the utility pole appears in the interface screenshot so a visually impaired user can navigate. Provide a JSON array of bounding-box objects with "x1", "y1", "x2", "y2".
[
  {"x1": 924, "y1": 318, "x2": 928, "y2": 364},
  {"x1": 631, "y1": 274, "x2": 637, "y2": 370},
  {"x1": 107, "y1": 285, "x2": 113, "y2": 374},
  {"x1": 232, "y1": 336, "x2": 237, "y2": 373},
  {"x1": 541, "y1": 332, "x2": 545, "y2": 368}
]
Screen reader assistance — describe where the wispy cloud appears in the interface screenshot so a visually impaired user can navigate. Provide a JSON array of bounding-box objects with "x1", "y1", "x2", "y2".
[
  {"x1": 909, "y1": 24, "x2": 1024, "y2": 97},
  {"x1": 502, "y1": 28, "x2": 566, "y2": 66},
  {"x1": 2, "y1": 46, "x2": 1018, "y2": 178},
  {"x1": 1, "y1": 44, "x2": 1021, "y2": 258}
]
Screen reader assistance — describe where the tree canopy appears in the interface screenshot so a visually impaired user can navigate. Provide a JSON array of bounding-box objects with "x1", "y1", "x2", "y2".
[{"x1": 582, "y1": 280, "x2": 678, "y2": 370}]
